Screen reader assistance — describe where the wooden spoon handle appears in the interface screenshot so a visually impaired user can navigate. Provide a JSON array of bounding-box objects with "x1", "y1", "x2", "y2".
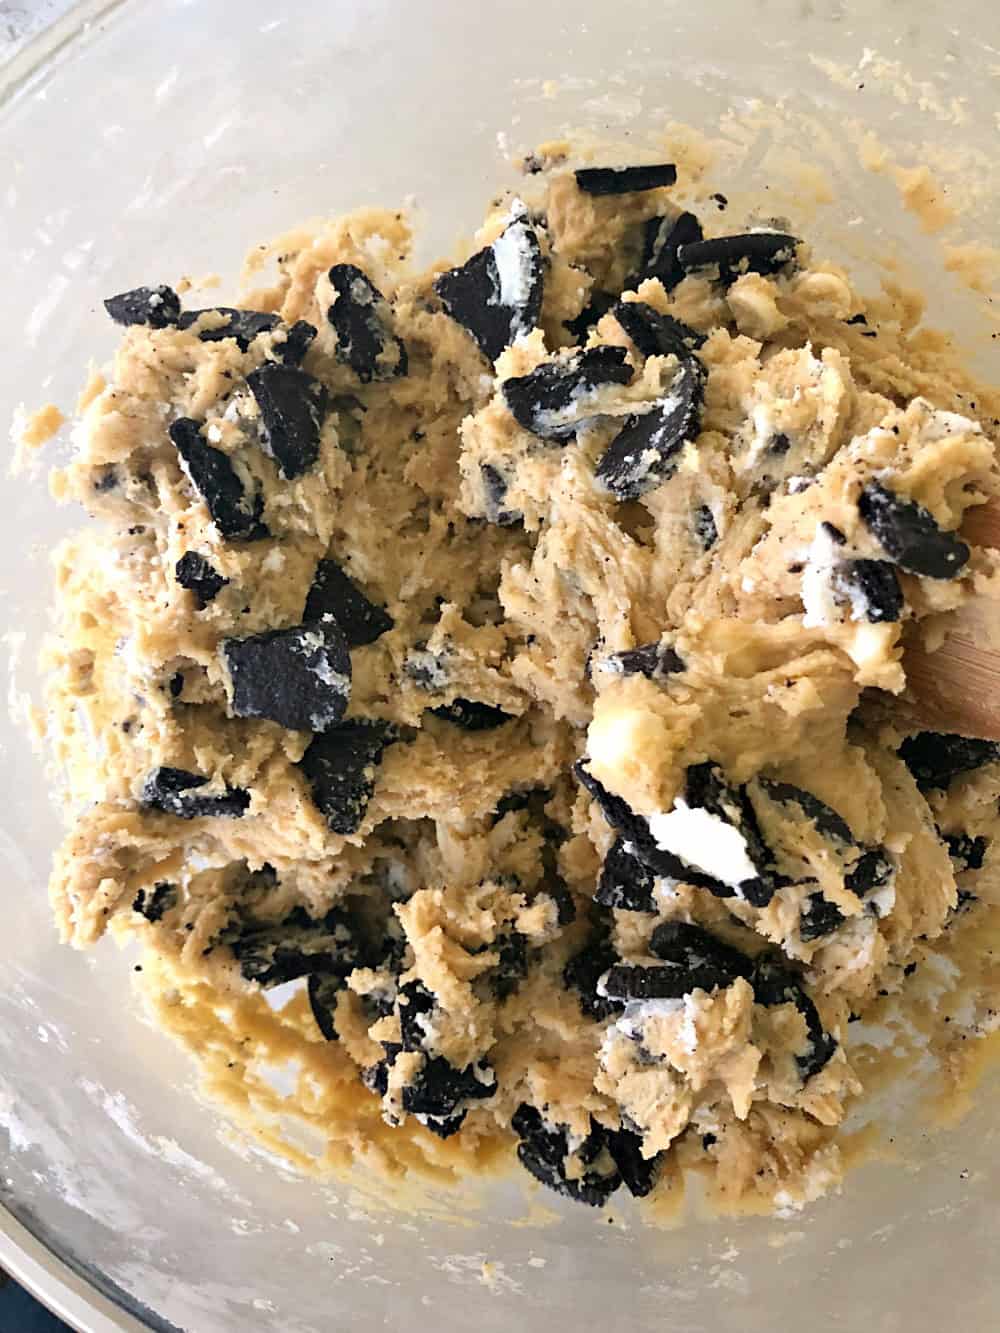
[{"x1": 902, "y1": 497, "x2": 1000, "y2": 740}]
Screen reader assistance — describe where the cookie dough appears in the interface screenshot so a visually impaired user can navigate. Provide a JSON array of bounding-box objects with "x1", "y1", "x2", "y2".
[{"x1": 40, "y1": 142, "x2": 1000, "y2": 1211}]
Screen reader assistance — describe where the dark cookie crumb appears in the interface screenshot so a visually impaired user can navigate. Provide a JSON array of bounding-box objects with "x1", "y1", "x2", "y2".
[
  {"x1": 246, "y1": 362, "x2": 330, "y2": 480},
  {"x1": 142, "y1": 766, "x2": 250, "y2": 820},
  {"x1": 858, "y1": 481, "x2": 969, "y2": 580},
  {"x1": 175, "y1": 551, "x2": 229, "y2": 609},
  {"x1": 222, "y1": 618, "x2": 351, "y2": 733},
  {"x1": 327, "y1": 264, "x2": 408, "y2": 382},
  {"x1": 303, "y1": 559, "x2": 394, "y2": 647},
  {"x1": 132, "y1": 881, "x2": 178, "y2": 923},
  {"x1": 104, "y1": 284, "x2": 181, "y2": 329},
  {"x1": 429, "y1": 698, "x2": 514, "y2": 731},
  {"x1": 595, "y1": 357, "x2": 705, "y2": 501},
  {"x1": 898, "y1": 731, "x2": 1000, "y2": 792},
  {"x1": 574, "y1": 164, "x2": 677, "y2": 196},
  {"x1": 298, "y1": 719, "x2": 396, "y2": 835}
]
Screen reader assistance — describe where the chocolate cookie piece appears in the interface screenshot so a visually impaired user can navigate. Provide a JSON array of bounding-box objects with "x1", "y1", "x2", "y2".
[
  {"x1": 434, "y1": 212, "x2": 543, "y2": 362},
  {"x1": 401, "y1": 1055, "x2": 496, "y2": 1124},
  {"x1": 232, "y1": 905, "x2": 362, "y2": 989},
  {"x1": 613, "y1": 301, "x2": 706, "y2": 360},
  {"x1": 831, "y1": 558, "x2": 904, "y2": 623},
  {"x1": 246, "y1": 362, "x2": 329, "y2": 479},
  {"x1": 943, "y1": 832, "x2": 988, "y2": 872},
  {"x1": 479, "y1": 463, "x2": 522, "y2": 526},
  {"x1": 637, "y1": 210, "x2": 703, "y2": 290},
  {"x1": 303, "y1": 559, "x2": 394, "y2": 647},
  {"x1": 222, "y1": 618, "x2": 351, "y2": 733},
  {"x1": 574, "y1": 164, "x2": 677, "y2": 196},
  {"x1": 169, "y1": 417, "x2": 266, "y2": 541},
  {"x1": 429, "y1": 698, "x2": 513, "y2": 730},
  {"x1": 511, "y1": 1104, "x2": 622, "y2": 1207},
  {"x1": 605, "y1": 1127, "x2": 663, "y2": 1198},
  {"x1": 104, "y1": 284, "x2": 181, "y2": 329},
  {"x1": 603, "y1": 920, "x2": 753, "y2": 1001},
  {"x1": 898, "y1": 731, "x2": 1000, "y2": 792},
  {"x1": 177, "y1": 307, "x2": 280, "y2": 348},
  {"x1": 397, "y1": 979, "x2": 438, "y2": 1052},
  {"x1": 676, "y1": 231, "x2": 801, "y2": 285},
  {"x1": 563, "y1": 290, "x2": 616, "y2": 343},
  {"x1": 174, "y1": 551, "x2": 229, "y2": 609},
  {"x1": 594, "y1": 838, "x2": 658, "y2": 912},
  {"x1": 693, "y1": 504, "x2": 718, "y2": 550},
  {"x1": 679, "y1": 762, "x2": 776, "y2": 906},
  {"x1": 272, "y1": 319, "x2": 317, "y2": 366},
  {"x1": 502, "y1": 345, "x2": 632, "y2": 440},
  {"x1": 599, "y1": 641, "x2": 685, "y2": 680},
  {"x1": 490, "y1": 931, "x2": 530, "y2": 1001},
  {"x1": 564, "y1": 918, "x2": 624, "y2": 1020},
  {"x1": 649, "y1": 920, "x2": 754, "y2": 988},
  {"x1": 757, "y1": 780, "x2": 855, "y2": 845},
  {"x1": 574, "y1": 760, "x2": 730, "y2": 895},
  {"x1": 799, "y1": 892, "x2": 847, "y2": 942},
  {"x1": 858, "y1": 481, "x2": 969, "y2": 579},
  {"x1": 141, "y1": 766, "x2": 250, "y2": 819},
  {"x1": 750, "y1": 957, "x2": 836, "y2": 1080},
  {"x1": 327, "y1": 263, "x2": 407, "y2": 382},
  {"x1": 308, "y1": 973, "x2": 345, "y2": 1041},
  {"x1": 132, "y1": 881, "x2": 178, "y2": 923},
  {"x1": 844, "y1": 846, "x2": 894, "y2": 898},
  {"x1": 297, "y1": 719, "x2": 396, "y2": 835},
  {"x1": 595, "y1": 357, "x2": 705, "y2": 501}
]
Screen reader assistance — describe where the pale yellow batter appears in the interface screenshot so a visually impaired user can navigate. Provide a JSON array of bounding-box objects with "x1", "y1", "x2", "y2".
[{"x1": 38, "y1": 140, "x2": 1000, "y2": 1211}]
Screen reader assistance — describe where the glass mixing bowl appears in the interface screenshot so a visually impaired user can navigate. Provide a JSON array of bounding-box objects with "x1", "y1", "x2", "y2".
[{"x1": 1, "y1": 1, "x2": 997, "y2": 1329}]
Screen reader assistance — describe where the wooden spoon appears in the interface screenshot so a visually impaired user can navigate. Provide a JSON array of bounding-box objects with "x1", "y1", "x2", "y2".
[{"x1": 901, "y1": 498, "x2": 1000, "y2": 740}]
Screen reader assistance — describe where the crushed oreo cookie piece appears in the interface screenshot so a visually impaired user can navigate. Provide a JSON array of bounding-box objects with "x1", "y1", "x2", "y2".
[
  {"x1": 232, "y1": 905, "x2": 361, "y2": 988},
  {"x1": 858, "y1": 481, "x2": 969, "y2": 579},
  {"x1": 222, "y1": 618, "x2": 351, "y2": 733},
  {"x1": 844, "y1": 846, "x2": 894, "y2": 898},
  {"x1": 273, "y1": 319, "x2": 317, "y2": 366},
  {"x1": 297, "y1": 718, "x2": 396, "y2": 835},
  {"x1": 142, "y1": 766, "x2": 250, "y2": 819},
  {"x1": 603, "y1": 921, "x2": 752, "y2": 1001},
  {"x1": 434, "y1": 211, "x2": 543, "y2": 362},
  {"x1": 327, "y1": 264, "x2": 408, "y2": 382},
  {"x1": 799, "y1": 892, "x2": 846, "y2": 942},
  {"x1": 649, "y1": 920, "x2": 754, "y2": 988},
  {"x1": 169, "y1": 417, "x2": 266, "y2": 541},
  {"x1": 563, "y1": 290, "x2": 616, "y2": 343},
  {"x1": 693, "y1": 504, "x2": 718, "y2": 550},
  {"x1": 600, "y1": 641, "x2": 685, "y2": 680},
  {"x1": 676, "y1": 231, "x2": 801, "y2": 285},
  {"x1": 401, "y1": 1055, "x2": 496, "y2": 1122},
  {"x1": 174, "y1": 551, "x2": 229, "y2": 609},
  {"x1": 246, "y1": 362, "x2": 329, "y2": 479},
  {"x1": 595, "y1": 357, "x2": 705, "y2": 501},
  {"x1": 757, "y1": 779, "x2": 855, "y2": 845},
  {"x1": 750, "y1": 957, "x2": 836, "y2": 1080},
  {"x1": 564, "y1": 916, "x2": 624, "y2": 1020},
  {"x1": 132, "y1": 881, "x2": 177, "y2": 923},
  {"x1": 943, "y1": 832, "x2": 988, "y2": 872},
  {"x1": 479, "y1": 462, "x2": 522, "y2": 527},
  {"x1": 594, "y1": 837, "x2": 658, "y2": 912},
  {"x1": 310, "y1": 973, "x2": 350, "y2": 1041},
  {"x1": 605, "y1": 1127, "x2": 662, "y2": 1198},
  {"x1": 613, "y1": 301, "x2": 706, "y2": 360},
  {"x1": 177, "y1": 307, "x2": 280, "y2": 348},
  {"x1": 830, "y1": 558, "x2": 904, "y2": 623},
  {"x1": 104, "y1": 284, "x2": 181, "y2": 329},
  {"x1": 502, "y1": 345, "x2": 632, "y2": 441},
  {"x1": 429, "y1": 698, "x2": 513, "y2": 730},
  {"x1": 898, "y1": 731, "x2": 1000, "y2": 792},
  {"x1": 574, "y1": 164, "x2": 677, "y2": 196},
  {"x1": 637, "y1": 210, "x2": 703, "y2": 291},
  {"x1": 511, "y1": 1105, "x2": 621, "y2": 1207},
  {"x1": 574, "y1": 760, "x2": 730, "y2": 895},
  {"x1": 303, "y1": 559, "x2": 394, "y2": 647},
  {"x1": 397, "y1": 979, "x2": 438, "y2": 1052},
  {"x1": 680, "y1": 762, "x2": 776, "y2": 906},
  {"x1": 491, "y1": 931, "x2": 530, "y2": 1001}
]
